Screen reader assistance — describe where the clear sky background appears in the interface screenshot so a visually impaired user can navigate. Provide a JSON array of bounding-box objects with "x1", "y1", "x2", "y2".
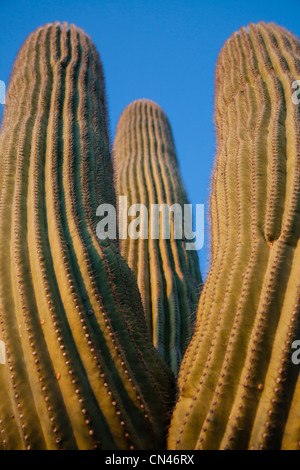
[{"x1": 0, "y1": 0, "x2": 299, "y2": 279}]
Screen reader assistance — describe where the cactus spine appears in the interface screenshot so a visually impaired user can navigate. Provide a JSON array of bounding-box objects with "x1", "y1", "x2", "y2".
[
  {"x1": 113, "y1": 99, "x2": 202, "y2": 375},
  {"x1": 0, "y1": 23, "x2": 175, "y2": 450},
  {"x1": 168, "y1": 22, "x2": 300, "y2": 450}
]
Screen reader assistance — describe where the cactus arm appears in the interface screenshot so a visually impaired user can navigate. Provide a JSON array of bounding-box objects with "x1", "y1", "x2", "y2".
[
  {"x1": 29, "y1": 23, "x2": 117, "y2": 449},
  {"x1": 150, "y1": 103, "x2": 200, "y2": 359},
  {"x1": 168, "y1": 22, "x2": 300, "y2": 450},
  {"x1": 219, "y1": 22, "x2": 300, "y2": 451},
  {"x1": 0, "y1": 22, "x2": 174, "y2": 450},
  {"x1": 116, "y1": 100, "x2": 168, "y2": 355},
  {"x1": 144, "y1": 101, "x2": 180, "y2": 371},
  {"x1": 114, "y1": 99, "x2": 202, "y2": 375}
]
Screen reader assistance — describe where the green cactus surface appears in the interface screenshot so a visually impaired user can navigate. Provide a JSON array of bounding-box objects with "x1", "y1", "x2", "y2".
[
  {"x1": 0, "y1": 22, "x2": 175, "y2": 450},
  {"x1": 113, "y1": 99, "x2": 202, "y2": 376},
  {"x1": 168, "y1": 22, "x2": 300, "y2": 450}
]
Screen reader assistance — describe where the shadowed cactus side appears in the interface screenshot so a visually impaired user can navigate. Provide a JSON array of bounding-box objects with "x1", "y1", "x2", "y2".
[
  {"x1": 113, "y1": 99, "x2": 202, "y2": 376},
  {"x1": 0, "y1": 22, "x2": 175, "y2": 450},
  {"x1": 168, "y1": 22, "x2": 300, "y2": 450}
]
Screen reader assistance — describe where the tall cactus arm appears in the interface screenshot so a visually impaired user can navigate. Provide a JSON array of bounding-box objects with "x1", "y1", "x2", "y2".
[
  {"x1": 168, "y1": 22, "x2": 300, "y2": 450},
  {"x1": 113, "y1": 99, "x2": 202, "y2": 376},
  {"x1": 0, "y1": 22, "x2": 174, "y2": 450}
]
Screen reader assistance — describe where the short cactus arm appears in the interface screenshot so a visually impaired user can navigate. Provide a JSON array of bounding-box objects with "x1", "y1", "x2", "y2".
[
  {"x1": 168, "y1": 22, "x2": 300, "y2": 450},
  {"x1": 0, "y1": 22, "x2": 174, "y2": 450},
  {"x1": 113, "y1": 99, "x2": 202, "y2": 376}
]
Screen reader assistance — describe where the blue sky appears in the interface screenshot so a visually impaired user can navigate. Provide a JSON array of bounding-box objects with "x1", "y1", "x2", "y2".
[{"x1": 0, "y1": 0, "x2": 299, "y2": 278}]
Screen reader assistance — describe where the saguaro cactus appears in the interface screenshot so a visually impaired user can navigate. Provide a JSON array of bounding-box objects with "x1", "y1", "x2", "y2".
[
  {"x1": 0, "y1": 22, "x2": 174, "y2": 450},
  {"x1": 113, "y1": 99, "x2": 202, "y2": 375},
  {"x1": 168, "y1": 22, "x2": 300, "y2": 450}
]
